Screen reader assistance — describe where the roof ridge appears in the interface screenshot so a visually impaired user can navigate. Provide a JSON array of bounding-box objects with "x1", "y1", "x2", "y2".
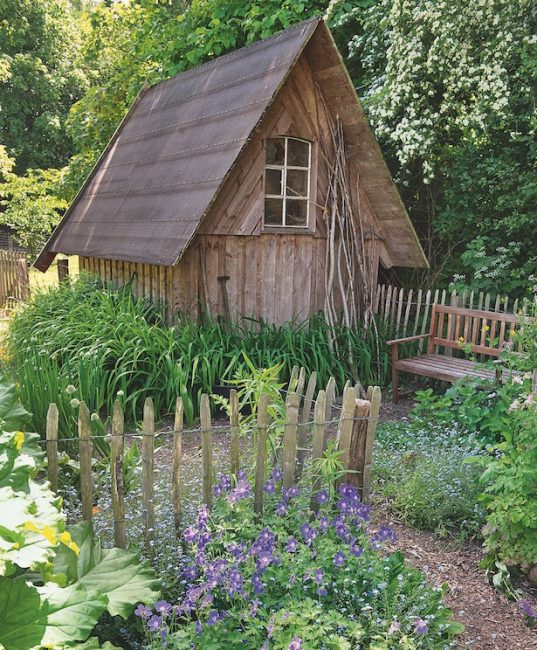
[{"x1": 148, "y1": 15, "x2": 323, "y2": 93}]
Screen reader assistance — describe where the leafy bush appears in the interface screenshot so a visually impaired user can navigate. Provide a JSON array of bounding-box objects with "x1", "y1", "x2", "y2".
[
  {"x1": 135, "y1": 474, "x2": 462, "y2": 648},
  {"x1": 0, "y1": 381, "x2": 160, "y2": 650},
  {"x1": 373, "y1": 423, "x2": 487, "y2": 538},
  {"x1": 7, "y1": 276, "x2": 391, "y2": 441}
]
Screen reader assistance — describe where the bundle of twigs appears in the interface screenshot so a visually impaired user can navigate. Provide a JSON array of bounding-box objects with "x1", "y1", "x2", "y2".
[{"x1": 322, "y1": 117, "x2": 375, "y2": 331}]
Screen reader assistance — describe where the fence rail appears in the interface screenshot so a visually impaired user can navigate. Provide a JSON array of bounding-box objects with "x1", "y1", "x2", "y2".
[
  {"x1": 0, "y1": 250, "x2": 29, "y2": 307},
  {"x1": 44, "y1": 370, "x2": 382, "y2": 550}
]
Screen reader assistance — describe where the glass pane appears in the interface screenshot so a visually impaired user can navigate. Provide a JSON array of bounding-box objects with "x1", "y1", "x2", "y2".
[
  {"x1": 264, "y1": 198, "x2": 283, "y2": 226},
  {"x1": 287, "y1": 139, "x2": 309, "y2": 167},
  {"x1": 265, "y1": 168, "x2": 283, "y2": 195},
  {"x1": 285, "y1": 199, "x2": 308, "y2": 227},
  {"x1": 265, "y1": 138, "x2": 285, "y2": 165},
  {"x1": 286, "y1": 169, "x2": 308, "y2": 197}
]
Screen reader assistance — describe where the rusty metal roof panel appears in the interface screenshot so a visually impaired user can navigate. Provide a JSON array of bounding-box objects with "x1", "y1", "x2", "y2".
[{"x1": 37, "y1": 18, "x2": 321, "y2": 269}]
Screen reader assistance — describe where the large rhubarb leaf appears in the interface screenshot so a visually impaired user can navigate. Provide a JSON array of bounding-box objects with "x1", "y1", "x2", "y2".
[
  {"x1": 55, "y1": 522, "x2": 160, "y2": 618},
  {"x1": 0, "y1": 577, "x2": 45, "y2": 650},
  {"x1": 0, "y1": 383, "x2": 32, "y2": 432}
]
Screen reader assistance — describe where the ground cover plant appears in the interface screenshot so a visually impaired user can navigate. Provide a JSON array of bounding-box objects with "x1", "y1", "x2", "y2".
[
  {"x1": 0, "y1": 381, "x2": 160, "y2": 650},
  {"x1": 373, "y1": 422, "x2": 487, "y2": 539},
  {"x1": 133, "y1": 474, "x2": 463, "y2": 649},
  {"x1": 6, "y1": 276, "x2": 390, "y2": 443}
]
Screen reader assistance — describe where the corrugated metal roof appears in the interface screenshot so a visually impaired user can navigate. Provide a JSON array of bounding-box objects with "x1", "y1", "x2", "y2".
[{"x1": 36, "y1": 18, "x2": 320, "y2": 270}]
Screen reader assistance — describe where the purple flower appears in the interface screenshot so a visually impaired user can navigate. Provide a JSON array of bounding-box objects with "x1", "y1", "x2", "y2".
[
  {"x1": 285, "y1": 536, "x2": 298, "y2": 553},
  {"x1": 183, "y1": 565, "x2": 198, "y2": 581},
  {"x1": 256, "y1": 550, "x2": 273, "y2": 571},
  {"x1": 228, "y1": 479, "x2": 251, "y2": 503},
  {"x1": 147, "y1": 614, "x2": 163, "y2": 632},
  {"x1": 275, "y1": 502, "x2": 287, "y2": 516},
  {"x1": 316, "y1": 586, "x2": 327, "y2": 596},
  {"x1": 154, "y1": 600, "x2": 172, "y2": 617},
  {"x1": 315, "y1": 489, "x2": 329, "y2": 504},
  {"x1": 263, "y1": 480, "x2": 276, "y2": 494},
  {"x1": 350, "y1": 543, "x2": 363, "y2": 557},
  {"x1": 289, "y1": 637, "x2": 303, "y2": 650},
  {"x1": 183, "y1": 526, "x2": 197, "y2": 544},
  {"x1": 271, "y1": 467, "x2": 283, "y2": 482},
  {"x1": 414, "y1": 618, "x2": 428, "y2": 635},
  {"x1": 388, "y1": 620, "x2": 400, "y2": 634},
  {"x1": 207, "y1": 610, "x2": 221, "y2": 626},
  {"x1": 333, "y1": 551, "x2": 346, "y2": 567},
  {"x1": 252, "y1": 572, "x2": 265, "y2": 595},
  {"x1": 519, "y1": 599, "x2": 537, "y2": 619},
  {"x1": 195, "y1": 620, "x2": 202, "y2": 635},
  {"x1": 134, "y1": 604, "x2": 152, "y2": 619},
  {"x1": 317, "y1": 515, "x2": 329, "y2": 533},
  {"x1": 300, "y1": 523, "x2": 317, "y2": 546},
  {"x1": 250, "y1": 599, "x2": 261, "y2": 616},
  {"x1": 371, "y1": 525, "x2": 397, "y2": 548},
  {"x1": 226, "y1": 567, "x2": 244, "y2": 595},
  {"x1": 313, "y1": 568, "x2": 324, "y2": 585}
]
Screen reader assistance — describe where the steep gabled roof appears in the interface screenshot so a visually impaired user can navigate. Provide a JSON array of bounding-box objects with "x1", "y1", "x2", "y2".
[{"x1": 36, "y1": 18, "x2": 427, "y2": 271}]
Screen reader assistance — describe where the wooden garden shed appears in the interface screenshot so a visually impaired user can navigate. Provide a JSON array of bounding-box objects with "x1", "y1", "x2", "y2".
[{"x1": 36, "y1": 17, "x2": 427, "y2": 324}]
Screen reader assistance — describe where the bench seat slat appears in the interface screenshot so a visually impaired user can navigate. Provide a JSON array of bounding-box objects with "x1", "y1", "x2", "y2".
[{"x1": 396, "y1": 354, "x2": 495, "y2": 383}]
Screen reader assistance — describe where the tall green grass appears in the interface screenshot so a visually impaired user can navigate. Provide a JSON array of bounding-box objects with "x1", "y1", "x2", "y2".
[{"x1": 7, "y1": 277, "x2": 391, "y2": 442}]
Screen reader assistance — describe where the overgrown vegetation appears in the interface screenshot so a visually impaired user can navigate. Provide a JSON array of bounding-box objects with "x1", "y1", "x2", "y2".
[
  {"x1": 6, "y1": 277, "x2": 390, "y2": 441},
  {"x1": 0, "y1": 381, "x2": 160, "y2": 650}
]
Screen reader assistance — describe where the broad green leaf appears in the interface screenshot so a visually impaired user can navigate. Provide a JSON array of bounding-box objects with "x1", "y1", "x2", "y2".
[
  {"x1": 0, "y1": 383, "x2": 32, "y2": 431},
  {"x1": 0, "y1": 577, "x2": 45, "y2": 650},
  {"x1": 39, "y1": 583, "x2": 108, "y2": 647},
  {"x1": 68, "y1": 637, "x2": 122, "y2": 649},
  {"x1": 55, "y1": 522, "x2": 160, "y2": 618}
]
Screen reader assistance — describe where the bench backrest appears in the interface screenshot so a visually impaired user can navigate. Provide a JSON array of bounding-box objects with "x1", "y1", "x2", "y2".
[{"x1": 429, "y1": 304, "x2": 519, "y2": 357}]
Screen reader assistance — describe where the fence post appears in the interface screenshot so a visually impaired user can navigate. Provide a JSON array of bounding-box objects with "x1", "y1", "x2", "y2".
[
  {"x1": 310, "y1": 390, "x2": 326, "y2": 515},
  {"x1": 296, "y1": 367, "x2": 306, "y2": 403},
  {"x1": 200, "y1": 394, "x2": 213, "y2": 509},
  {"x1": 337, "y1": 385, "x2": 358, "y2": 478},
  {"x1": 254, "y1": 394, "x2": 269, "y2": 516},
  {"x1": 46, "y1": 403, "x2": 59, "y2": 493},
  {"x1": 288, "y1": 366, "x2": 299, "y2": 392},
  {"x1": 111, "y1": 399, "x2": 126, "y2": 549},
  {"x1": 296, "y1": 371, "x2": 317, "y2": 478},
  {"x1": 172, "y1": 397, "x2": 184, "y2": 535},
  {"x1": 142, "y1": 398, "x2": 155, "y2": 554},
  {"x1": 324, "y1": 376, "x2": 336, "y2": 421},
  {"x1": 347, "y1": 399, "x2": 370, "y2": 489},
  {"x1": 362, "y1": 387, "x2": 381, "y2": 502},
  {"x1": 282, "y1": 392, "x2": 299, "y2": 488},
  {"x1": 229, "y1": 389, "x2": 240, "y2": 477},
  {"x1": 78, "y1": 401, "x2": 93, "y2": 523}
]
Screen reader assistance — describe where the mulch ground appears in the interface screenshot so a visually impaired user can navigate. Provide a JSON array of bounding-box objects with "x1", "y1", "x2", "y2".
[{"x1": 377, "y1": 397, "x2": 537, "y2": 649}]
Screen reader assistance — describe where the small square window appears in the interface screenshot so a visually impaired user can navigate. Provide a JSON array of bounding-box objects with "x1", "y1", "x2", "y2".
[
  {"x1": 265, "y1": 138, "x2": 286, "y2": 165},
  {"x1": 286, "y1": 169, "x2": 308, "y2": 197},
  {"x1": 287, "y1": 139, "x2": 310, "y2": 167},
  {"x1": 265, "y1": 168, "x2": 283, "y2": 195}
]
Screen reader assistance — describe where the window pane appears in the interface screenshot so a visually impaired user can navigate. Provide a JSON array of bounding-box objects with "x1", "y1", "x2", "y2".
[
  {"x1": 286, "y1": 169, "x2": 308, "y2": 197},
  {"x1": 266, "y1": 138, "x2": 285, "y2": 165},
  {"x1": 287, "y1": 139, "x2": 309, "y2": 167},
  {"x1": 265, "y1": 168, "x2": 283, "y2": 195},
  {"x1": 264, "y1": 198, "x2": 284, "y2": 225},
  {"x1": 285, "y1": 199, "x2": 308, "y2": 226}
]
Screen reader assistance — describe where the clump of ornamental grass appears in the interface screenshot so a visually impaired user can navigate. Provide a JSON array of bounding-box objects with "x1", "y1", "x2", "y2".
[{"x1": 133, "y1": 471, "x2": 463, "y2": 648}]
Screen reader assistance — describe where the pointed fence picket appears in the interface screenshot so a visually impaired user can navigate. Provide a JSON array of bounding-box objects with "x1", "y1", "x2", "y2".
[{"x1": 44, "y1": 370, "x2": 382, "y2": 549}]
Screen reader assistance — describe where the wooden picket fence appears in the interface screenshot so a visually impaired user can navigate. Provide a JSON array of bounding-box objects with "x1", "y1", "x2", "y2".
[
  {"x1": 374, "y1": 284, "x2": 534, "y2": 352},
  {"x1": 0, "y1": 250, "x2": 29, "y2": 307},
  {"x1": 44, "y1": 371, "x2": 381, "y2": 551}
]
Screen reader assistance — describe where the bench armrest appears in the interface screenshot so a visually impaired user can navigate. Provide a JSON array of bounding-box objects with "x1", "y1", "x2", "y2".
[{"x1": 386, "y1": 333, "x2": 432, "y2": 346}]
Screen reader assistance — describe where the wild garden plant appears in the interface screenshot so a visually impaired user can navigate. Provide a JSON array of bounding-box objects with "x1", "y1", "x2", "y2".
[
  {"x1": 7, "y1": 276, "x2": 390, "y2": 445},
  {"x1": 134, "y1": 472, "x2": 463, "y2": 649}
]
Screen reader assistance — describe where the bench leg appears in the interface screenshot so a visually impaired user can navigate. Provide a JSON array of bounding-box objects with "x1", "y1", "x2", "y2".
[{"x1": 392, "y1": 366, "x2": 400, "y2": 403}]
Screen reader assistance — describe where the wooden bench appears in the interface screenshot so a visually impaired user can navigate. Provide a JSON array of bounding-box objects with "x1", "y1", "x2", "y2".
[{"x1": 387, "y1": 304, "x2": 520, "y2": 402}]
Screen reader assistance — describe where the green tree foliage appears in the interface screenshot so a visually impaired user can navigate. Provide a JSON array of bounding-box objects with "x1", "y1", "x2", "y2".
[
  {"x1": 339, "y1": 0, "x2": 536, "y2": 290},
  {"x1": 0, "y1": 0, "x2": 87, "y2": 173}
]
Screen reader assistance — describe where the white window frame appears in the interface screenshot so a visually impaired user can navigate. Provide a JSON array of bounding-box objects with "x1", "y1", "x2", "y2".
[{"x1": 264, "y1": 136, "x2": 312, "y2": 229}]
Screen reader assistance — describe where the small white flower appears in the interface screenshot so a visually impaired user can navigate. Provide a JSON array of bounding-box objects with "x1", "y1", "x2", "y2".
[
  {"x1": 66, "y1": 385, "x2": 76, "y2": 394},
  {"x1": 70, "y1": 398, "x2": 80, "y2": 409}
]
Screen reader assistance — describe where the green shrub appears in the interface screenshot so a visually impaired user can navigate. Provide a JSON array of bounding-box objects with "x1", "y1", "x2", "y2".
[
  {"x1": 373, "y1": 423, "x2": 487, "y2": 538},
  {"x1": 7, "y1": 276, "x2": 391, "y2": 442}
]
